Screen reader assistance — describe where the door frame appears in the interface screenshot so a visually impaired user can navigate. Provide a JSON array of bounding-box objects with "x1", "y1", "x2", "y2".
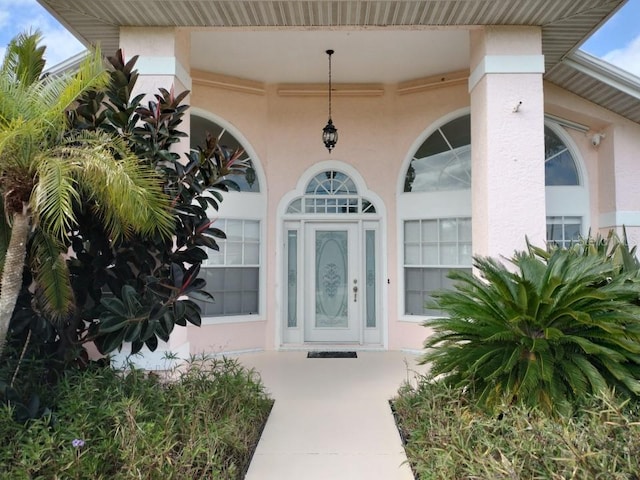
[{"x1": 276, "y1": 161, "x2": 388, "y2": 349}]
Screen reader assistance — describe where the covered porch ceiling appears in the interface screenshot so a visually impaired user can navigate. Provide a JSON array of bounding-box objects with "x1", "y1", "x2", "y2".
[
  {"x1": 39, "y1": 0, "x2": 625, "y2": 84},
  {"x1": 39, "y1": 1, "x2": 640, "y2": 124}
]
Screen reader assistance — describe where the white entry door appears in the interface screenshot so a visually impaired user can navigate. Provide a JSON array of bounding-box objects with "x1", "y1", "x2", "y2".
[{"x1": 304, "y1": 223, "x2": 360, "y2": 342}]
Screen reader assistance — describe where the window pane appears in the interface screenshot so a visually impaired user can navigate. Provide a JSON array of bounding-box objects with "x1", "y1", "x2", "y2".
[
  {"x1": 422, "y1": 219, "x2": 438, "y2": 240},
  {"x1": 365, "y1": 230, "x2": 376, "y2": 328},
  {"x1": 405, "y1": 245, "x2": 421, "y2": 265},
  {"x1": 546, "y1": 150, "x2": 579, "y2": 186},
  {"x1": 440, "y1": 244, "x2": 457, "y2": 264},
  {"x1": 190, "y1": 115, "x2": 260, "y2": 192},
  {"x1": 405, "y1": 115, "x2": 472, "y2": 193},
  {"x1": 226, "y1": 220, "x2": 243, "y2": 241},
  {"x1": 245, "y1": 221, "x2": 260, "y2": 241},
  {"x1": 422, "y1": 244, "x2": 438, "y2": 264},
  {"x1": 459, "y1": 218, "x2": 472, "y2": 242},
  {"x1": 287, "y1": 231, "x2": 298, "y2": 327},
  {"x1": 244, "y1": 244, "x2": 259, "y2": 265},
  {"x1": 439, "y1": 115, "x2": 471, "y2": 149},
  {"x1": 439, "y1": 219, "x2": 457, "y2": 242},
  {"x1": 226, "y1": 242, "x2": 243, "y2": 265},
  {"x1": 405, "y1": 221, "x2": 421, "y2": 242},
  {"x1": 197, "y1": 267, "x2": 259, "y2": 317}
]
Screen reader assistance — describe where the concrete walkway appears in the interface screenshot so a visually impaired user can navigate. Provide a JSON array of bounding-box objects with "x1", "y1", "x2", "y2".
[{"x1": 237, "y1": 351, "x2": 428, "y2": 480}]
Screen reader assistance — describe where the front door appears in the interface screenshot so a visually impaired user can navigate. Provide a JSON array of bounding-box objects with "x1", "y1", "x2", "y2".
[{"x1": 304, "y1": 223, "x2": 360, "y2": 342}]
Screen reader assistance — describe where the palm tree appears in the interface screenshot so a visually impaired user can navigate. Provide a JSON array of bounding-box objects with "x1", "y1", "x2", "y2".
[{"x1": 0, "y1": 32, "x2": 175, "y2": 355}]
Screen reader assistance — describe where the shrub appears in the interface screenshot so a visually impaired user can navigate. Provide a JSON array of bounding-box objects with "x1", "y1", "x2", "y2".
[
  {"x1": 421, "y1": 245, "x2": 640, "y2": 414},
  {"x1": 0, "y1": 357, "x2": 272, "y2": 479},
  {"x1": 392, "y1": 376, "x2": 640, "y2": 479}
]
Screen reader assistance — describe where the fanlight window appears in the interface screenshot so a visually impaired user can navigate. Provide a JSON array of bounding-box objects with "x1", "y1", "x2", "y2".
[
  {"x1": 404, "y1": 115, "x2": 580, "y2": 192},
  {"x1": 190, "y1": 115, "x2": 260, "y2": 192},
  {"x1": 544, "y1": 126, "x2": 579, "y2": 186},
  {"x1": 287, "y1": 171, "x2": 376, "y2": 214}
]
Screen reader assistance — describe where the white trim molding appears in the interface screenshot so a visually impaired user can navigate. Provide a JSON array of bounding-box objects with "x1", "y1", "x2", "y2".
[
  {"x1": 599, "y1": 211, "x2": 640, "y2": 228},
  {"x1": 135, "y1": 56, "x2": 192, "y2": 90},
  {"x1": 469, "y1": 54, "x2": 545, "y2": 92}
]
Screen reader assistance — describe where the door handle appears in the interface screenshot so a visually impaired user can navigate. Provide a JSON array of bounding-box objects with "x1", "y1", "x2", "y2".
[{"x1": 353, "y1": 285, "x2": 358, "y2": 302}]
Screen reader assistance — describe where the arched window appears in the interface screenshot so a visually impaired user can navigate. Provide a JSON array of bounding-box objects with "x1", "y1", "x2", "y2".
[
  {"x1": 399, "y1": 113, "x2": 588, "y2": 317},
  {"x1": 190, "y1": 114, "x2": 259, "y2": 192},
  {"x1": 287, "y1": 171, "x2": 377, "y2": 215},
  {"x1": 191, "y1": 113, "x2": 265, "y2": 321}
]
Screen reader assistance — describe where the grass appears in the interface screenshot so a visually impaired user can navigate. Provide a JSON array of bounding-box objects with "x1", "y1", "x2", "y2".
[
  {"x1": 0, "y1": 356, "x2": 273, "y2": 479},
  {"x1": 392, "y1": 374, "x2": 640, "y2": 479}
]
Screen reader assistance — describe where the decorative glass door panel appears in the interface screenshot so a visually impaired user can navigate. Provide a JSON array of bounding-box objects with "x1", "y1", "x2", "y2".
[{"x1": 304, "y1": 223, "x2": 359, "y2": 342}]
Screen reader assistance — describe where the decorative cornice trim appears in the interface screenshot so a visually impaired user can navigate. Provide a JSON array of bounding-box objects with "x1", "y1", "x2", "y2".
[
  {"x1": 469, "y1": 54, "x2": 545, "y2": 92},
  {"x1": 191, "y1": 70, "x2": 265, "y2": 95},
  {"x1": 135, "y1": 56, "x2": 192, "y2": 89},
  {"x1": 277, "y1": 83, "x2": 384, "y2": 97},
  {"x1": 397, "y1": 70, "x2": 468, "y2": 95}
]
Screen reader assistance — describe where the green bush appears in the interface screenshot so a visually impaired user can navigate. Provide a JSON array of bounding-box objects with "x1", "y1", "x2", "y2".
[
  {"x1": 392, "y1": 377, "x2": 640, "y2": 479},
  {"x1": 421, "y1": 245, "x2": 640, "y2": 414},
  {"x1": 0, "y1": 357, "x2": 272, "y2": 479}
]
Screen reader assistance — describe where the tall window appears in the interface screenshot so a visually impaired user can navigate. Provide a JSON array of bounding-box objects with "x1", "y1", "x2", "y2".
[
  {"x1": 191, "y1": 113, "x2": 264, "y2": 318},
  {"x1": 399, "y1": 113, "x2": 587, "y2": 317}
]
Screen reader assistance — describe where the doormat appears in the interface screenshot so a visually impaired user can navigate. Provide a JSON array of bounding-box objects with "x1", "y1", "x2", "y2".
[{"x1": 307, "y1": 351, "x2": 357, "y2": 358}]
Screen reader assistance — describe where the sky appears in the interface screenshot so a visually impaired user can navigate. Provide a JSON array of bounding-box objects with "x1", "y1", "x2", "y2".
[{"x1": 0, "y1": 0, "x2": 640, "y2": 77}]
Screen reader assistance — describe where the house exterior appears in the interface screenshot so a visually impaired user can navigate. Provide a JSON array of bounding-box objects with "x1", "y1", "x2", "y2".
[{"x1": 39, "y1": 1, "x2": 640, "y2": 364}]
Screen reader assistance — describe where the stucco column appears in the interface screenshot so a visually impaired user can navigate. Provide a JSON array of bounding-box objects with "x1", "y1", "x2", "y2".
[
  {"x1": 117, "y1": 27, "x2": 193, "y2": 366},
  {"x1": 469, "y1": 27, "x2": 546, "y2": 260}
]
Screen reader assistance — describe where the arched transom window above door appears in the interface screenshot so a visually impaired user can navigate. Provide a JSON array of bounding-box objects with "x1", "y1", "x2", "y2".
[{"x1": 287, "y1": 171, "x2": 377, "y2": 215}]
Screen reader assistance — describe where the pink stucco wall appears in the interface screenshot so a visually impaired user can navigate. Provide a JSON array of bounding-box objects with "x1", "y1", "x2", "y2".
[{"x1": 117, "y1": 27, "x2": 640, "y2": 355}]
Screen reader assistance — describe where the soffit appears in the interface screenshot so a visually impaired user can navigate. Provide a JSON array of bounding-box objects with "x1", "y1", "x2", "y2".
[
  {"x1": 546, "y1": 52, "x2": 640, "y2": 125},
  {"x1": 39, "y1": 0, "x2": 624, "y2": 73},
  {"x1": 38, "y1": 0, "x2": 640, "y2": 125}
]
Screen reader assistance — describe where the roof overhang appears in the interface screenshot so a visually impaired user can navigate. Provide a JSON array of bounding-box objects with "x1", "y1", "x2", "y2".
[
  {"x1": 38, "y1": 1, "x2": 640, "y2": 125},
  {"x1": 38, "y1": 0, "x2": 625, "y2": 72}
]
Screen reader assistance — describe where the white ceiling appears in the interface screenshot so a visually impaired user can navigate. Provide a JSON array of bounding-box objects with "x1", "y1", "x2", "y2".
[{"x1": 190, "y1": 29, "x2": 470, "y2": 83}]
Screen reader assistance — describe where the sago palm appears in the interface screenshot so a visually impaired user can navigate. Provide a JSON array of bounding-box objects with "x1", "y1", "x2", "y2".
[
  {"x1": 421, "y1": 246, "x2": 640, "y2": 414},
  {"x1": 0, "y1": 32, "x2": 174, "y2": 355}
]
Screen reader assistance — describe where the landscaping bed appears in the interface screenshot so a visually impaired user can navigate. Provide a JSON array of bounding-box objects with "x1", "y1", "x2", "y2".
[
  {"x1": 392, "y1": 376, "x2": 640, "y2": 479},
  {"x1": 0, "y1": 357, "x2": 273, "y2": 479}
]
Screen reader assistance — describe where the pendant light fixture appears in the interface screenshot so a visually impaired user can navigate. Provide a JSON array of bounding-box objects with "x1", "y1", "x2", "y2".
[{"x1": 322, "y1": 49, "x2": 338, "y2": 153}]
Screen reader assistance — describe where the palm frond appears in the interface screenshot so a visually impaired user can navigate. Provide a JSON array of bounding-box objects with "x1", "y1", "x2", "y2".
[
  {"x1": 30, "y1": 230, "x2": 74, "y2": 321},
  {"x1": 0, "y1": 30, "x2": 46, "y2": 87}
]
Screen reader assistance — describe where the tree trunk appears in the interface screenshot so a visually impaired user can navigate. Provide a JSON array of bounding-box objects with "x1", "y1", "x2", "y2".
[{"x1": 0, "y1": 212, "x2": 30, "y2": 356}]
